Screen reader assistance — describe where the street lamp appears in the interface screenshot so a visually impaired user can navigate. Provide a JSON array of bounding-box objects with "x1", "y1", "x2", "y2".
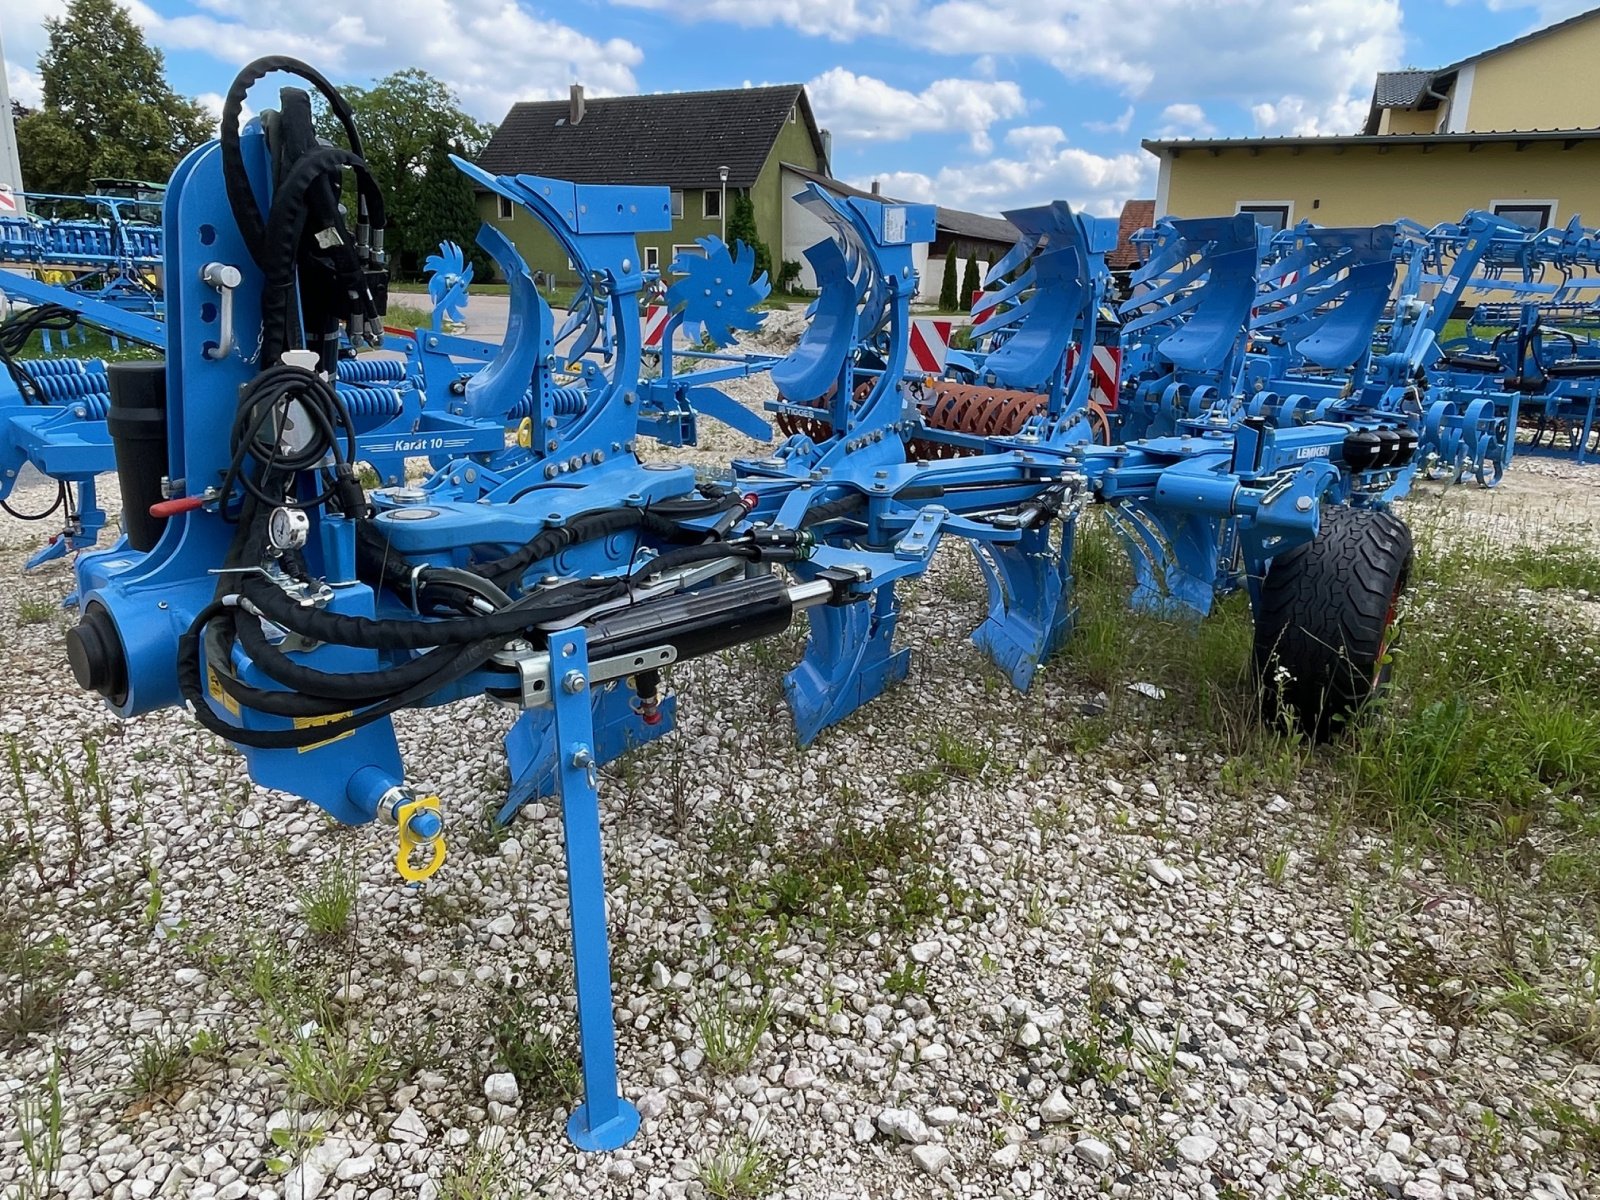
[{"x1": 718, "y1": 165, "x2": 729, "y2": 244}]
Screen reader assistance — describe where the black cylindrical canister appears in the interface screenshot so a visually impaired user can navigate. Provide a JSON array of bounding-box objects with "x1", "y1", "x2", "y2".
[{"x1": 105, "y1": 361, "x2": 169, "y2": 552}]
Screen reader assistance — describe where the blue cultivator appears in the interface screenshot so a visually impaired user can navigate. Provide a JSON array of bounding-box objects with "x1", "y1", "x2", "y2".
[
  {"x1": 1427, "y1": 214, "x2": 1600, "y2": 467},
  {"x1": 0, "y1": 187, "x2": 166, "y2": 326},
  {"x1": 62, "y1": 56, "x2": 1440, "y2": 1158}
]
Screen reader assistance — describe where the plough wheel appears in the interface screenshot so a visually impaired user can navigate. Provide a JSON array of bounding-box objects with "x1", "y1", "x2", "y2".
[
  {"x1": 1253, "y1": 506, "x2": 1413, "y2": 741},
  {"x1": 1087, "y1": 402, "x2": 1113, "y2": 446}
]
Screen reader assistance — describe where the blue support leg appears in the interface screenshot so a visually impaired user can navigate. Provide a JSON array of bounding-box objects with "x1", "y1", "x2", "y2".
[
  {"x1": 548, "y1": 628, "x2": 641, "y2": 1153},
  {"x1": 784, "y1": 583, "x2": 908, "y2": 746}
]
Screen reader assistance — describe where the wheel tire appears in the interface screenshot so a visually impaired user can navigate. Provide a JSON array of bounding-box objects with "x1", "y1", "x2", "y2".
[{"x1": 1253, "y1": 505, "x2": 1413, "y2": 740}]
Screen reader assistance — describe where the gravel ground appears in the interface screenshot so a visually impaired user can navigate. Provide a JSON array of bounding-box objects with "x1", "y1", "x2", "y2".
[{"x1": 0, "y1": 358, "x2": 1597, "y2": 1199}]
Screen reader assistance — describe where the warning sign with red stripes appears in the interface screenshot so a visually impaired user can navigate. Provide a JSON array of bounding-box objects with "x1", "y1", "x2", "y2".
[
  {"x1": 1066, "y1": 344, "x2": 1122, "y2": 410},
  {"x1": 641, "y1": 304, "x2": 668, "y2": 348},
  {"x1": 0, "y1": 186, "x2": 16, "y2": 215},
  {"x1": 908, "y1": 318, "x2": 953, "y2": 374}
]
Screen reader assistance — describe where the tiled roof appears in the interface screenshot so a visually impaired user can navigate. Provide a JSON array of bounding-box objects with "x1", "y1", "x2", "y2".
[
  {"x1": 1107, "y1": 198, "x2": 1155, "y2": 270},
  {"x1": 477, "y1": 85, "x2": 823, "y2": 190},
  {"x1": 1144, "y1": 128, "x2": 1600, "y2": 152},
  {"x1": 1373, "y1": 69, "x2": 1436, "y2": 108}
]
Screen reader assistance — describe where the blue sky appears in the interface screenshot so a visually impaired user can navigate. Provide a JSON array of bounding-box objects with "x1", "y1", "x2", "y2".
[{"x1": 3, "y1": 0, "x2": 1594, "y2": 215}]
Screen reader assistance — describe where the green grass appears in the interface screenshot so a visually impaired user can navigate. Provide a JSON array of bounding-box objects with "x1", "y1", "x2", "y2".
[
  {"x1": 16, "y1": 598, "x2": 55, "y2": 626},
  {"x1": 12, "y1": 328, "x2": 160, "y2": 363},
  {"x1": 262, "y1": 1022, "x2": 390, "y2": 1113},
  {"x1": 127, "y1": 1034, "x2": 196, "y2": 1101},
  {"x1": 0, "y1": 925, "x2": 68, "y2": 1046},
  {"x1": 698, "y1": 1132, "x2": 783, "y2": 1199},
  {"x1": 700, "y1": 795, "x2": 957, "y2": 944},
  {"x1": 296, "y1": 867, "x2": 358, "y2": 939},
  {"x1": 380, "y1": 303, "x2": 434, "y2": 331},
  {"x1": 695, "y1": 988, "x2": 774, "y2": 1076},
  {"x1": 488, "y1": 990, "x2": 581, "y2": 1109},
  {"x1": 1053, "y1": 508, "x2": 1600, "y2": 1066}
]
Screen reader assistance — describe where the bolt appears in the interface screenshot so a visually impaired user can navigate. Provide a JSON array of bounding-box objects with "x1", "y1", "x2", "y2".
[
  {"x1": 562, "y1": 671, "x2": 587, "y2": 694},
  {"x1": 1296, "y1": 497, "x2": 1313, "y2": 511},
  {"x1": 571, "y1": 747, "x2": 593, "y2": 768}
]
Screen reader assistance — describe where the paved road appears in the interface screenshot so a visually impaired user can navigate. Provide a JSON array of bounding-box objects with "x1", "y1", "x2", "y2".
[{"x1": 392, "y1": 291, "x2": 511, "y2": 341}]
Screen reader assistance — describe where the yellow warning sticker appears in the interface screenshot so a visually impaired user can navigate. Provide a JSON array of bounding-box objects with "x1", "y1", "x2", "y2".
[
  {"x1": 206, "y1": 667, "x2": 241, "y2": 717},
  {"x1": 292, "y1": 711, "x2": 354, "y2": 752}
]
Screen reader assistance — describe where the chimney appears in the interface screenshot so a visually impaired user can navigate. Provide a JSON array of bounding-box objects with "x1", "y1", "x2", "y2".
[
  {"x1": 870, "y1": 180, "x2": 881, "y2": 195},
  {"x1": 569, "y1": 83, "x2": 585, "y2": 126}
]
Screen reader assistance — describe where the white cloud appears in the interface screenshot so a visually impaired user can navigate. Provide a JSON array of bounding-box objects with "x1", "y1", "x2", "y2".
[
  {"x1": 1084, "y1": 105, "x2": 1134, "y2": 135},
  {"x1": 853, "y1": 131, "x2": 1152, "y2": 216},
  {"x1": 610, "y1": 0, "x2": 916, "y2": 39},
  {"x1": 806, "y1": 67, "x2": 1026, "y2": 153},
  {"x1": 1155, "y1": 102, "x2": 1214, "y2": 138},
  {"x1": 1454, "y1": 0, "x2": 1593, "y2": 20},
  {"x1": 3, "y1": 0, "x2": 67, "y2": 110},
  {"x1": 5, "y1": 0, "x2": 643, "y2": 122},
  {"x1": 618, "y1": 0, "x2": 1402, "y2": 138},
  {"x1": 6, "y1": 62, "x2": 44, "y2": 109},
  {"x1": 917, "y1": 0, "x2": 1401, "y2": 135}
]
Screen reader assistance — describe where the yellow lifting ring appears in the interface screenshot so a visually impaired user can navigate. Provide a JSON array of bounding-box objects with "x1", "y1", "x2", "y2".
[{"x1": 394, "y1": 794, "x2": 447, "y2": 883}]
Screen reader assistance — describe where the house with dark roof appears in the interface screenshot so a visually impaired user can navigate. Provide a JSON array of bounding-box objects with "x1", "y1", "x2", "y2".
[
  {"x1": 1107, "y1": 198, "x2": 1155, "y2": 282},
  {"x1": 1144, "y1": 7, "x2": 1600, "y2": 232},
  {"x1": 778, "y1": 162, "x2": 1020, "y2": 300},
  {"x1": 475, "y1": 83, "x2": 828, "y2": 286}
]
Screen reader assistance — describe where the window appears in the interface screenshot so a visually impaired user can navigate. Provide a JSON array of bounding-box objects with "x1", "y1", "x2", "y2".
[
  {"x1": 703, "y1": 189, "x2": 721, "y2": 220},
  {"x1": 1236, "y1": 202, "x2": 1292, "y2": 234},
  {"x1": 644, "y1": 246, "x2": 660, "y2": 272},
  {"x1": 670, "y1": 190, "x2": 684, "y2": 219},
  {"x1": 496, "y1": 194, "x2": 513, "y2": 221},
  {"x1": 789, "y1": 105, "x2": 797, "y2": 124},
  {"x1": 670, "y1": 243, "x2": 707, "y2": 274},
  {"x1": 1491, "y1": 200, "x2": 1556, "y2": 231}
]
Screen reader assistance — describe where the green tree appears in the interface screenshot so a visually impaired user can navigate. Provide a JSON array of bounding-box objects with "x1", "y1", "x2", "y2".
[
  {"x1": 938, "y1": 252, "x2": 959, "y2": 311},
  {"x1": 15, "y1": 0, "x2": 211, "y2": 195},
  {"x1": 408, "y1": 137, "x2": 486, "y2": 280},
  {"x1": 725, "y1": 190, "x2": 774, "y2": 286},
  {"x1": 320, "y1": 69, "x2": 491, "y2": 278},
  {"x1": 960, "y1": 256, "x2": 980, "y2": 312}
]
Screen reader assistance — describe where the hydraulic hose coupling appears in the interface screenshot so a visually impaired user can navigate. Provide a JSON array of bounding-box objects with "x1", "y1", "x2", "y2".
[{"x1": 378, "y1": 785, "x2": 447, "y2": 884}]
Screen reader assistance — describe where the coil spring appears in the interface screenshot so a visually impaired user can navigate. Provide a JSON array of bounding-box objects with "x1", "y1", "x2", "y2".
[
  {"x1": 336, "y1": 357, "x2": 410, "y2": 385},
  {"x1": 22, "y1": 356, "x2": 107, "y2": 378},
  {"x1": 334, "y1": 384, "x2": 406, "y2": 419},
  {"x1": 21, "y1": 366, "x2": 111, "y2": 405},
  {"x1": 507, "y1": 385, "x2": 588, "y2": 420}
]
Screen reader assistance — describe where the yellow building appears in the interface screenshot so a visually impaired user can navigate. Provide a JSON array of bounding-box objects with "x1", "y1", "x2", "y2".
[{"x1": 1147, "y1": 8, "x2": 1600, "y2": 231}]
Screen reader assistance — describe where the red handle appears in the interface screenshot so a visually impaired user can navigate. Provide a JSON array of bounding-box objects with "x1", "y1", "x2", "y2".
[{"x1": 149, "y1": 496, "x2": 206, "y2": 519}]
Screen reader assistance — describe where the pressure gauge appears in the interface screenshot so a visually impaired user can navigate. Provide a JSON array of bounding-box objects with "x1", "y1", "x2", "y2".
[{"x1": 268, "y1": 506, "x2": 310, "y2": 552}]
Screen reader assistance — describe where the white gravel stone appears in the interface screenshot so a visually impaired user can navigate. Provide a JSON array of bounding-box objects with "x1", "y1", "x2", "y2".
[
  {"x1": 1074, "y1": 1137, "x2": 1114, "y2": 1170},
  {"x1": 910, "y1": 1145, "x2": 951, "y2": 1175},
  {"x1": 1040, "y1": 1089, "x2": 1073, "y2": 1123},
  {"x1": 875, "y1": 1107, "x2": 930, "y2": 1144},
  {"x1": 1177, "y1": 1135, "x2": 1218, "y2": 1165},
  {"x1": 388, "y1": 1109, "x2": 428, "y2": 1143},
  {"x1": 482, "y1": 1073, "x2": 519, "y2": 1105},
  {"x1": 1143, "y1": 857, "x2": 1182, "y2": 886},
  {"x1": 1327, "y1": 1101, "x2": 1364, "y2": 1127},
  {"x1": 1368, "y1": 1152, "x2": 1408, "y2": 1188},
  {"x1": 992, "y1": 1143, "x2": 1021, "y2": 1167}
]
